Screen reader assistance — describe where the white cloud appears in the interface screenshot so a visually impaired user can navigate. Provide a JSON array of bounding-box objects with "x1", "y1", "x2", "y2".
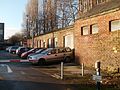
[{"x1": 5, "y1": 27, "x2": 21, "y2": 39}]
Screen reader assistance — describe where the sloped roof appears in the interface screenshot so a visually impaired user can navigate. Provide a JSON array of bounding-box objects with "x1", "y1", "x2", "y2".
[{"x1": 79, "y1": 0, "x2": 120, "y2": 19}]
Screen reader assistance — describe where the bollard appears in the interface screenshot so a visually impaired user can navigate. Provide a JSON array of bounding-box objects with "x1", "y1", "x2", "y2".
[
  {"x1": 61, "y1": 62, "x2": 64, "y2": 80},
  {"x1": 95, "y1": 61, "x2": 101, "y2": 90},
  {"x1": 82, "y1": 63, "x2": 84, "y2": 76}
]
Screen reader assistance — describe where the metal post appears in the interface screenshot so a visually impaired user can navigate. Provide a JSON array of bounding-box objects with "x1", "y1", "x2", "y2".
[
  {"x1": 95, "y1": 61, "x2": 101, "y2": 90},
  {"x1": 25, "y1": 15, "x2": 29, "y2": 47},
  {"x1": 61, "y1": 62, "x2": 64, "y2": 80},
  {"x1": 32, "y1": 29, "x2": 34, "y2": 48},
  {"x1": 82, "y1": 63, "x2": 84, "y2": 76}
]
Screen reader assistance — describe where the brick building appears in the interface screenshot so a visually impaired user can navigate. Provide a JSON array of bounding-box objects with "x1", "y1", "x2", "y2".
[
  {"x1": 75, "y1": 0, "x2": 120, "y2": 70},
  {"x1": 27, "y1": 0, "x2": 120, "y2": 71},
  {"x1": 27, "y1": 25, "x2": 74, "y2": 49}
]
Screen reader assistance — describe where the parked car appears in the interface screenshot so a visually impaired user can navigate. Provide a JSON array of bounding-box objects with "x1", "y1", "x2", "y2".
[
  {"x1": 9, "y1": 46, "x2": 19, "y2": 54},
  {"x1": 27, "y1": 48, "x2": 46, "y2": 58},
  {"x1": 16, "y1": 47, "x2": 31, "y2": 57},
  {"x1": 6, "y1": 46, "x2": 12, "y2": 52},
  {"x1": 28, "y1": 47, "x2": 74, "y2": 65},
  {"x1": 21, "y1": 48, "x2": 40, "y2": 59}
]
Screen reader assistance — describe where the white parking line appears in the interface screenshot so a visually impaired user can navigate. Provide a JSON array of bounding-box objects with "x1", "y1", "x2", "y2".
[
  {"x1": 31, "y1": 68, "x2": 60, "y2": 79},
  {"x1": 0, "y1": 64, "x2": 13, "y2": 73},
  {"x1": 20, "y1": 71, "x2": 26, "y2": 75},
  {"x1": 6, "y1": 65, "x2": 13, "y2": 73},
  {"x1": 0, "y1": 60, "x2": 10, "y2": 63}
]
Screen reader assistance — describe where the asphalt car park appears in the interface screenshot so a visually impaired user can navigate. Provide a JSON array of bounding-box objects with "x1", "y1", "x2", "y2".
[{"x1": 0, "y1": 48, "x2": 118, "y2": 90}]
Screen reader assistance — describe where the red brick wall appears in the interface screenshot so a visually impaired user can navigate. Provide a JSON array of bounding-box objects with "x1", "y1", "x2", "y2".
[{"x1": 75, "y1": 10, "x2": 120, "y2": 71}]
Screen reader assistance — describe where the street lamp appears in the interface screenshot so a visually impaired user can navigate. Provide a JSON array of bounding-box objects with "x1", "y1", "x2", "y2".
[
  {"x1": 26, "y1": 15, "x2": 29, "y2": 38},
  {"x1": 22, "y1": 15, "x2": 29, "y2": 47},
  {"x1": 31, "y1": 21, "x2": 37, "y2": 48},
  {"x1": 32, "y1": 28, "x2": 34, "y2": 48}
]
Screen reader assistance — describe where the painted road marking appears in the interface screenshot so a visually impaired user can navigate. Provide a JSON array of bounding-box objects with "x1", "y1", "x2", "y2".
[
  {"x1": 20, "y1": 71, "x2": 26, "y2": 75},
  {"x1": 0, "y1": 64, "x2": 13, "y2": 73},
  {"x1": 0, "y1": 59, "x2": 29, "y2": 63},
  {"x1": 7, "y1": 65, "x2": 13, "y2": 73}
]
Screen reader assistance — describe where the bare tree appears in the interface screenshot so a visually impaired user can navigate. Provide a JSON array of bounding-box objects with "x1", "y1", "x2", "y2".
[
  {"x1": 55, "y1": 0, "x2": 78, "y2": 28},
  {"x1": 77, "y1": 0, "x2": 112, "y2": 16},
  {"x1": 22, "y1": 0, "x2": 38, "y2": 38},
  {"x1": 23, "y1": 0, "x2": 78, "y2": 36},
  {"x1": 8, "y1": 33, "x2": 24, "y2": 45},
  {"x1": 22, "y1": 0, "x2": 112, "y2": 37}
]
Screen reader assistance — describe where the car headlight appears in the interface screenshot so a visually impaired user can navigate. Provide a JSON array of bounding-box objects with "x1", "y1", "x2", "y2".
[{"x1": 29, "y1": 56, "x2": 37, "y2": 60}]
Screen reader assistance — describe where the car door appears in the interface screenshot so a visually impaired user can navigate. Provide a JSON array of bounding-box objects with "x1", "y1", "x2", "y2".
[
  {"x1": 55, "y1": 48, "x2": 65, "y2": 61},
  {"x1": 46, "y1": 49, "x2": 58, "y2": 62}
]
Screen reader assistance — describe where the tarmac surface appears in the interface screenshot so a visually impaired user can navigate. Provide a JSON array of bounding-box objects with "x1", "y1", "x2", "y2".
[{"x1": 0, "y1": 50, "x2": 119, "y2": 89}]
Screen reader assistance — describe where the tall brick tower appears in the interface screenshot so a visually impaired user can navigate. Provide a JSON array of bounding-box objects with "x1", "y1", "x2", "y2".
[{"x1": 0, "y1": 23, "x2": 4, "y2": 42}]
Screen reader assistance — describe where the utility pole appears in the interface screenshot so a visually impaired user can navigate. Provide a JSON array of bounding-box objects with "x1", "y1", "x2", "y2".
[
  {"x1": 95, "y1": 61, "x2": 101, "y2": 90},
  {"x1": 31, "y1": 21, "x2": 36, "y2": 48},
  {"x1": 32, "y1": 29, "x2": 34, "y2": 48}
]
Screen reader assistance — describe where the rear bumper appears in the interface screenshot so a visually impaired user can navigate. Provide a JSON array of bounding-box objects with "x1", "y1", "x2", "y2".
[{"x1": 10, "y1": 50, "x2": 16, "y2": 53}]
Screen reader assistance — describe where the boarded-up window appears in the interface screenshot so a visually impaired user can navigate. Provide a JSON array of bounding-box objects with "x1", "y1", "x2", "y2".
[
  {"x1": 81, "y1": 26, "x2": 89, "y2": 35},
  {"x1": 43, "y1": 40, "x2": 46, "y2": 48},
  {"x1": 110, "y1": 20, "x2": 120, "y2": 32},
  {"x1": 48, "y1": 38, "x2": 52, "y2": 48},
  {"x1": 39, "y1": 40, "x2": 41, "y2": 48},
  {"x1": 54, "y1": 38, "x2": 58, "y2": 48},
  {"x1": 64, "y1": 35, "x2": 74, "y2": 49},
  {"x1": 37, "y1": 40, "x2": 39, "y2": 48},
  {"x1": 41, "y1": 40, "x2": 43, "y2": 48},
  {"x1": 90, "y1": 24, "x2": 99, "y2": 34}
]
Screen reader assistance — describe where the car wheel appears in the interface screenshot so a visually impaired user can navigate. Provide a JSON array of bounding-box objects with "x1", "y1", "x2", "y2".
[
  {"x1": 38, "y1": 59, "x2": 46, "y2": 65},
  {"x1": 64, "y1": 57, "x2": 71, "y2": 63}
]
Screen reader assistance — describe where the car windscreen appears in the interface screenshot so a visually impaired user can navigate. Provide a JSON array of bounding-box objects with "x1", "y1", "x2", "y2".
[
  {"x1": 35, "y1": 49, "x2": 46, "y2": 53},
  {"x1": 12, "y1": 46, "x2": 19, "y2": 49},
  {"x1": 28, "y1": 49, "x2": 34, "y2": 52},
  {"x1": 40, "y1": 48, "x2": 52, "y2": 54},
  {"x1": 35, "y1": 49, "x2": 42, "y2": 53}
]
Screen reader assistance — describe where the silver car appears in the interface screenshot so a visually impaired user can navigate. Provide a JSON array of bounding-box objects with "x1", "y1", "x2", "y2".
[
  {"x1": 9, "y1": 46, "x2": 19, "y2": 54},
  {"x1": 28, "y1": 47, "x2": 73, "y2": 65}
]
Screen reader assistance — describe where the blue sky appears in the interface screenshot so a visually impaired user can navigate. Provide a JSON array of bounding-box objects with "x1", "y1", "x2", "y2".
[{"x1": 0, "y1": 0, "x2": 27, "y2": 39}]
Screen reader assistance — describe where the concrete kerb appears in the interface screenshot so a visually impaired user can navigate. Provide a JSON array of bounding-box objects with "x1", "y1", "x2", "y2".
[
  {"x1": 0, "y1": 60, "x2": 10, "y2": 63},
  {"x1": 0, "y1": 59, "x2": 29, "y2": 63},
  {"x1": 51, "y1": 74, "x2": 61, "y2": 79},
  {"x1": 46, "y1": 65, "x2": 94, "y2": 79}
]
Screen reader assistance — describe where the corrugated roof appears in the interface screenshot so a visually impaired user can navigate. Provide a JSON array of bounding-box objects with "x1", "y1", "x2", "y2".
[{"x1": 78, "y1": 0, "x2": 120, "y2": 19}]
